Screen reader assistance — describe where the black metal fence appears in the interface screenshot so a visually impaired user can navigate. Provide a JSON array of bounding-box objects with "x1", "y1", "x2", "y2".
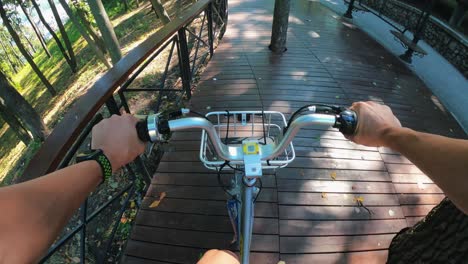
[
  {"x1": 39, "y1": 1, "x2": 227, "y2": 263},
  {"x1": 345, "y1": 0, "x2": 467, "y2": 76}
]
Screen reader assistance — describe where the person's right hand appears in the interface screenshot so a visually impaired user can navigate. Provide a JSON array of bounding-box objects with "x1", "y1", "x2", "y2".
[
  {"x1": 92, "y1": 113, "x2": 145, "y2": 172},
  {"x1": 347, "y1": 101, "x2": 402, "y2": 147}
]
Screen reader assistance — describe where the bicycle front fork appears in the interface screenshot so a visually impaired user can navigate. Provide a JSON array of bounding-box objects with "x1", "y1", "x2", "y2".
[{"x1": 240, "y1": 176, "x2": 256, "y2": 264}]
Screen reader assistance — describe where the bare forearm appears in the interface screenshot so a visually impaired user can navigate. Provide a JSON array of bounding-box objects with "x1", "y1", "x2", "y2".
[
  {"x1": 384, "y1": 127, "x2": 468, "y2": 214},
  {"x1": 0, "y1": 161, "x2": 101, "y2": 263}
]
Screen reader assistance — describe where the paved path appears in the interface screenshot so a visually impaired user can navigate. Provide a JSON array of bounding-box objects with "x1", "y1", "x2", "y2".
[{"x1": 123, "y1": 0, "x2": 466, "y2": 263}]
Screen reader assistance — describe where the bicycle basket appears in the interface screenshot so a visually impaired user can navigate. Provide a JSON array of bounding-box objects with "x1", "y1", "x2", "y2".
[{"x1": 200, "y1": 111, "x2": 295, "y2": 171}]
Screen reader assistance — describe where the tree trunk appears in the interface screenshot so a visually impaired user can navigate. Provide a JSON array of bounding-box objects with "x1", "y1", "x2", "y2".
[
  {"x1": 149, "y1": 0, "x2": 171, "y2": 24},
  {"x1": 2, "y1": 31, "x2": 25, "y2": 67},
  {"x1": 22, "y1": 30, "x2": 37, "y2": 54},
  {"x1": 449, "y1": 3, "x2": 467, "y2": 27},
  {"x1": 0, "y1": 2, "x2": 56, "y2": 96},
  {"x1": 388, "y1": 198, "x2": 468, "y2": 263},
  {"x1": 0, "y1": 71, "x2": 48, "y2": 141},
  {"x1": 0, "y1": 37, "x2": 19, "y2": 73},
  {"x1": 58, "y1": 0, "x2": 111, "y2": 68},
  {"x1": 18, "y1": 1, "x2": 51, "y2": 57},
  {"x1": 0, "y1": 103, "x2": 32, "y2": 144},
  {"x1": 30, "y1": 0, "x2": 77, "y2": 73},
  {"x1": 72, "y1": 1, "x2": 107, "y2": 53},
  {"x1": 10, "y1": 18, "x2": 36, "y2": 58},
  {"x1": 269, "y1": 0, "x2": 290, "y2": 53},
  {"x1": 87, "y1": 0, "x2": 122, "y2": 64},
  {"x1": 122, "y1": 0, "x2": 129, "y2": 11},
  {"x1": 48, "y1": 0, "x2": 78, "y2": 70}
]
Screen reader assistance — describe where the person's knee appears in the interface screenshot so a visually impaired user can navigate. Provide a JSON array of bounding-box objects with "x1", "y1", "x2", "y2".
[{"x1": 197, "y1": 249, "x2": 239, "y2": 264}]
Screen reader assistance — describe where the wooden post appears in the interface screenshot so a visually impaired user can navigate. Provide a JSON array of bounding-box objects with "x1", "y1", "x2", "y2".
[{"x1": 269, "y1": 0, "x2": 290, "y2": 53}]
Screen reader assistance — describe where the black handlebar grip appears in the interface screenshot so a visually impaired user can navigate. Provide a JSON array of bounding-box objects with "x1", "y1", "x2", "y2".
[
  {"x1": 334, "y1": 109, "x2": 358, "y2": 135},
  {"x1": 136, "y1": 119, "x2": 151, "y2": 142}
]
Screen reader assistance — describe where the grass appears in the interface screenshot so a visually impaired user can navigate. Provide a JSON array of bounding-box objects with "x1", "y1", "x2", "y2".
[{"x1": 0, "y1": 0, "x2": 194, "y2": 185}]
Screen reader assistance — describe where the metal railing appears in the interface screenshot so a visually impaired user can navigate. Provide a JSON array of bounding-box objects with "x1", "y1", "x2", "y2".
[
  {"x1": 20, "y1": 0, "x2": 227, "y2": 263},
  {"x1": 345, "y1": 0, "x2": 468, "y2": 71}
]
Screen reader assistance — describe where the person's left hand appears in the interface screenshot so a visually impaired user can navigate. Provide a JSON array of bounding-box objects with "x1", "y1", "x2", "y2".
[{"x1": 92, "y1": 114, "x2": 145, "y2": 172}]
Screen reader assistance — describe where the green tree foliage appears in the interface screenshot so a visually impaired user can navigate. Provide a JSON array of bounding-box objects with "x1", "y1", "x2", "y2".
[
  {"x1": 0, "y1": 0, "x2": 56, "y2": 95},
  {"x1": 29, "y1": 0, "x2": 77, "y2": 72},
  {"x1": 17, "y1": 0, "x2": 51, "y2": 57}
]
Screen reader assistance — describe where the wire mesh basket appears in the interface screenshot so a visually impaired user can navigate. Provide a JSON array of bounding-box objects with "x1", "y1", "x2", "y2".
[{"x1": 200, "y1": 111, "x2": 295, "y2": 171}]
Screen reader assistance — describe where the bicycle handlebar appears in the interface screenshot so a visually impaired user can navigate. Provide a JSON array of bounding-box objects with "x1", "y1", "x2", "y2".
[{"x1": 135, "y1": 106, "x2": 357, "y2": 162}]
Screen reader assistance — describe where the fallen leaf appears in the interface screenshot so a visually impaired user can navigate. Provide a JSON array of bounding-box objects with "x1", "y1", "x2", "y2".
[
  {"x1": 335, "y1": 95, "x2": 340, "y2": 99},
  {"x1": 71, "y1": 257, "x2": 80, "y2": 263},
  {"x1": 278, "y1": 261, "x2": 286, "y2": 264},
  {"x1": 150, "y1": 192, "x2": 167, "y2": 208},
  {"x1": 120, "y1": 217, "x2": 128, "y2": 224},
  {"x1": 321, "y1": 192, "x2": 328, "y2": 199},
  {"x1": 388, "y1": 209, "x2": 395, "y2": 216},
  {"x1": 130, "y1": 201, "x2": 136, "y2": 209},
  {"x1": 353, "y1": 196, "x2": 364, "y2": 203},
  {"x1": 330, "y1": 171, "x2": 337, "y2": 181},
  {"x1": 109, "y1": 182, "x2": 118, "y2": 189}
]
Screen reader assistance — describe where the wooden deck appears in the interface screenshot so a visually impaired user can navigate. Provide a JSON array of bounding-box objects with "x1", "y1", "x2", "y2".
[{"x1": 123, "y1": 0, "x2": 466, "y2": 263}]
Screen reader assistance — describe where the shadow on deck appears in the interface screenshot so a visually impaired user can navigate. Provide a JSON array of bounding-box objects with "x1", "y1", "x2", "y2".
[{"x1": 123, "y1": 0, "x2": 466, "y2": 263}]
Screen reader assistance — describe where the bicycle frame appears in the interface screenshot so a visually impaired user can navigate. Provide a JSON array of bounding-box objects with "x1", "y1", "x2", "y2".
[{"x1": 240, "y1": 174, "x2": 256, "y2": 264}]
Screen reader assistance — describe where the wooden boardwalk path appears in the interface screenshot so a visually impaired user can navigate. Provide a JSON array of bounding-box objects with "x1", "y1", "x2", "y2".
[{"x1": 123, "y1": 0, "x2": 466, "y2": 263}]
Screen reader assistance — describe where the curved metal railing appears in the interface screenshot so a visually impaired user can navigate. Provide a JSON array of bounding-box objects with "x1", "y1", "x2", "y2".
[{"x1": 21, "y1": 1, "x2": 228, "y2": 262}]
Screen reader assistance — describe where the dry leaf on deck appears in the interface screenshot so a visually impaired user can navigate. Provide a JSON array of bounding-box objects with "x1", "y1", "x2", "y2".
[
  {"x1": 330, "y1": 171, "x2": 337, "y2": 181},
  {"x1": 353, "y1": 196, "x2": 364, "y2": 204},
  {"x1": 321, "y1": 192, "x2": 328, "y2": 199},
  {"x1": 150, "y1": 192, "x2": 167, "y2": 208}
]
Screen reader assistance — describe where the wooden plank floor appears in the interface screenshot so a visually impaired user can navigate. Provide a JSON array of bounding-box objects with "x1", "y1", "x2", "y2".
[{"x1": 123, "y1": 0, "x2": 466, "y2": 263}]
